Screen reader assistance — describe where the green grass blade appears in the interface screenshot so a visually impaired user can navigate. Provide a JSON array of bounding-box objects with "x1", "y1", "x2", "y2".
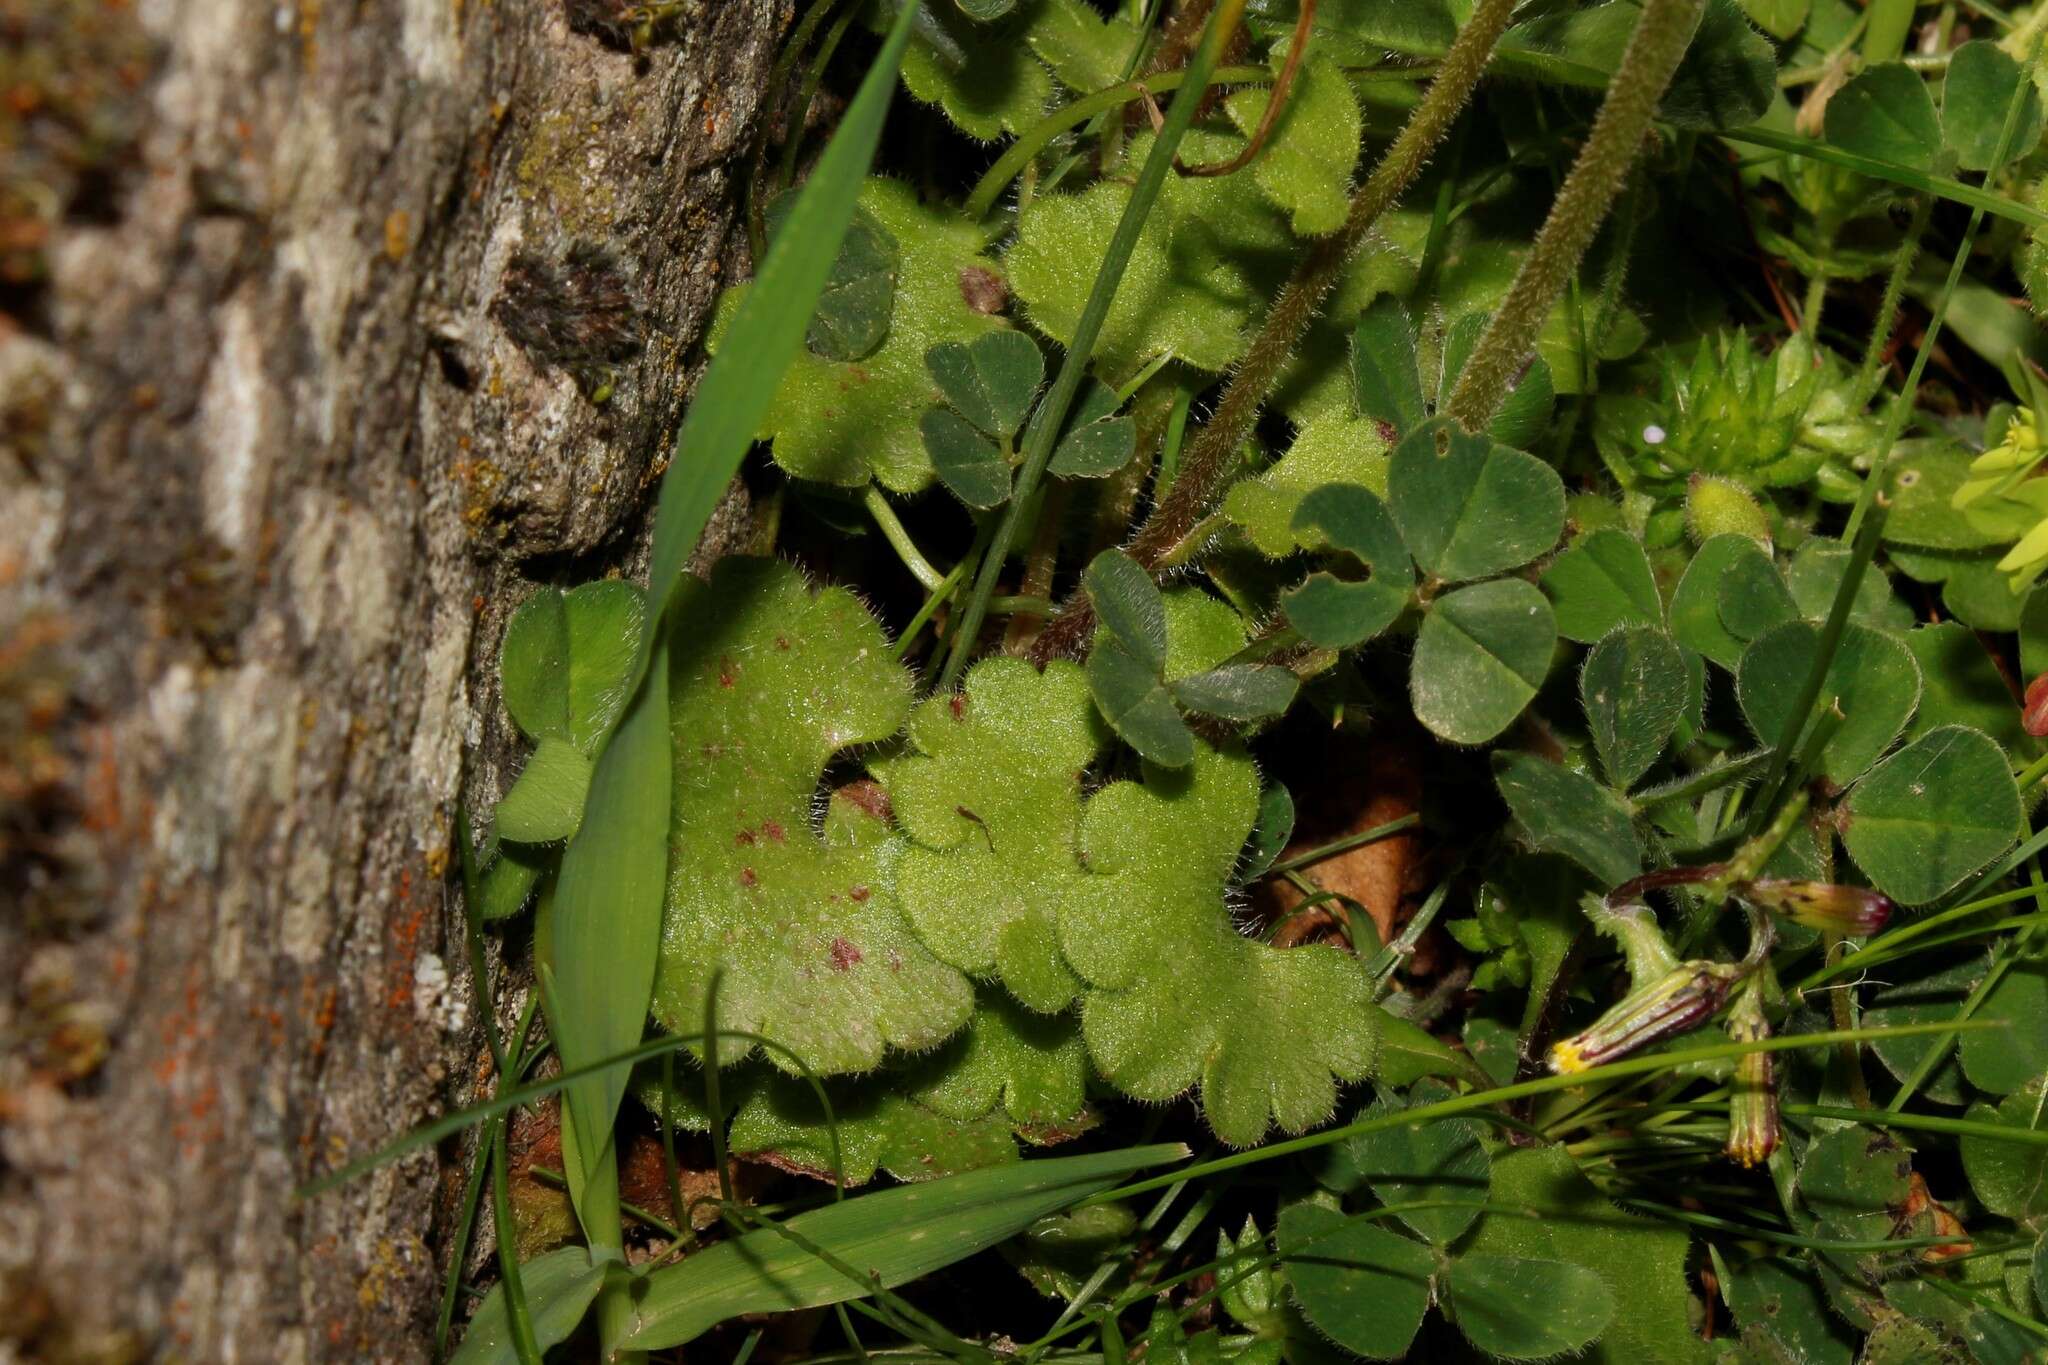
[
  {"x1": 450, "y1": 1245, "x2": 608, "y2": 1365},
  {"x1": 1086, "y1": 1019, "x2": 2003, "y2": 1204},
  {"x1": 621, "y1": 1145, "x2": 1191, "y2": 1350},
  {"x1": 544, "y1": 631, "x2": 671, "y2": 1218},
  {"x1": 1716, "y1": 125, "x2": 2048, "y2": 228},
  {"x1": 640, "y1": 0, "x2": 924, "y2": 661},
  {"x1": 937, "y1": 0, "x2": 1250, "y2": 691}
]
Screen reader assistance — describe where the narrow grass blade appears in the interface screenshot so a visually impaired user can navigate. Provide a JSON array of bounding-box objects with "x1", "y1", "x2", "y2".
[
  {"x1": 621, "y1": 1145, "x2": 1191, "y2": 1350},
  {"x1": 640, "y1": 0, "x2": 925, "y2": 669},
  {"x1": 451, "y1": 1246, "x2": 608, "y2": 1365},
  {"x1": 544, "y1": 633, "x2": 670, "y2": 1214},
  {"x1": 1717, "y1": 125, "x2": 2048, "y2": 228}
]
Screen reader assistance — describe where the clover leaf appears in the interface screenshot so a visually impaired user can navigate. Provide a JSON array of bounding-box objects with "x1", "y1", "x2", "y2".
[
  {"x1": 1736, "y1": 621, "x2": 1921, "y2": 787},
  {"x1": 1541, "y1": 527, "x2": 1662, "y2": 644},
  {"x1": 1388, "y1": 418, "x2": 1566, "y2": 584},
  {"x1": 650, "y1": 559, "x2": 972, "y2": 1076},
  {"x1": 714, "y1": 178, "x2": 1004, "y2": 491},
  {"x1": 882, "y1": 657, "x2": 1103, "y2": 1012},
  {"x1": 923, "y1": 334, "x2": 1134, "y2": 508},
  {"x1": 1582, "y1": 625, "x2": 1686, "y2": 788},
  {"x1": 1282, "y1": 482, "x2": 1415, "y2": 648},
  {"x1": 1410, "y1": 579, "x2": 1558, "y2": 746},
  {"x1": 1058, "y1": 745, "x2": 1383, "y2": 1146}
]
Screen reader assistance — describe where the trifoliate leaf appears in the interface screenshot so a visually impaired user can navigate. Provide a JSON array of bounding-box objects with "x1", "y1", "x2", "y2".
[
  {"x1": 1411, "y1": 579, "x2": 1558, "y2": 746},
  {"x1": 927, "y1": 330, "x2": 1044, "y2": 438},
  {"x1": 1541, "y1": 527, "x2": 1662, "y2": 644},
  {"x1": 1959, "y1": 958, "x2": 2048, "y2": 1095},
  {"x1": 1060, "y1": 747, "x2": 1383, "y2": 1145},
  {"x1": 884, "y1": 657, "x2": 1104, "y2": 1013},
  {"x1": 1493, "y1": 751, "x2": 1642, "y2": 888},
  {"x1": 1006, "y1": 132, "x2": 1294, "y2": 376},
  {"x1": 1669, "y1": 533, "x2": 1783, "y2": 669},
  {"x1": 1825, "y1": 61, "x2": 1942, "y2": 171},
  {"x1": 1445, "y1": 1253, "x2": 1615, "y2": 1361},
  {"x1": 1583, "y1": 626, "x2": 1686, "y2": 788},
  {"x1": 1736, "y1": 621, "x2": 1921, "y2": 787},
  {"x1": 1864, "y1": 952, "x2": 1981, "y2": 1107},
  {"x1": 1170, "y1": 665, "x2": 1299, "y2": 722},
  {"x1": 1223, "y1": 414, "x2": 1393, "y2": 557},
  {"x1": 1904, "y1": 622, "x2": 2036, "y2": 751},
  {"x1": 1960, "y1": 1085, "x2": 2048, "y2": 1219},
  {"x1": 717, "y1": 178, "x2": 1003, "y2": 491},
  {"x1": 1323, "y1": 1081, "x2": 1490, "y2": 1244},
  {"x1": 1222, "y1": 51, "x2": 1360, "y2": 237},
  {"x1": 1087, "y1": 638, "x2": 1196, "y2": 768},
  {"x1": 1283, "y1": 483, "x2": 1415, "y2": 648},
  {"x1": 1042, "y1": 378, "x2": 1137, "y2": 478},
  {"x1": 1462, "y1": 1145, "x2": 1704, "y2": 1364},
  {"x1": 924, "y1": 407, "x2": 1013, "y2": 509},
  {"x1": 727, "y1": 1070, "x2": 1018, "y2": 1186},
  {"x1": 785, "y1": 199, "x2": 900, "y2": 363},
  {"x1": 1842, "y1": 725, "x2": 2020, "y2": 906},
  {"x1": 1279, "y1": 1203, "x2": 1435, "y2": 1360},
  {"x1": 1387, "y1": 419, "x2": 1565, "y2": 583},
  {"x1": 900, "y1": 4, "x2": 1053, "y2": 141},
  {"x1": 1786, "y1": 540, "x2": 1913, "y2": 632},
  {"x1": 908, "y1": 988, "x2": 1091, "y2": 1128},
  {"x1": 500, "y1": 580, "x2": 647, "y2": 752},
  {"x1": 1085, "y1": 549, "x2": 1169, "y2": 671},
  {"x1": 651, "y1": 559, "x2": 972, "y2": 1076},
  {"x1": 1943, "y1": 40, "x2": 2045, "y2": 174},
  {"x1": 495, "y1": 738, "x2": 594, "y2": 844},
  {"x1": 1351, "y1": 298, "x2": 1427, "y2": 439}
]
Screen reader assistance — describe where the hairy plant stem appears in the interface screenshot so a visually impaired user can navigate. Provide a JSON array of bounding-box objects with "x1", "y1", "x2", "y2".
[
  {"x1": 1851, "y1": 193, "x2": 1934, "y2": 408},
  {"x1": 1444, "y1": 0, "x2": 1707, "y2": 431},
  {"x1": 1028, "y1": 0, "x2": 1520, "y2": 665}
]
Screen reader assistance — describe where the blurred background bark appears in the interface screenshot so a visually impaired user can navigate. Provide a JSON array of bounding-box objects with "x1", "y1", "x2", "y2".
[{"x1": 0, "y1": 0, "x2": 782, "y2": 1355}]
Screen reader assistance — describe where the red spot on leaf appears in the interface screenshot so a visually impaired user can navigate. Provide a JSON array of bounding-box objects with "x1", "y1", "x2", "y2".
[
  {"x1": 775, "y1": 635, "x2": 791, "y2": 651},
  {"x1": 761, "y1": 819, "x2": 786, "y2": 843},
  {"x1": 736, "y1": 829, "x2": 755, "y2": 847},
  {"x1": 849, "y1": 885, "x2": 871, "y2": 902},
  {"x1": 739, "y1": 867, "x2": 757, "y2": 888},
  {"x1": 948, "y1": 695, "x2": 966, "y2": 720},
  {"x1": 829, "y1": 937, "x2": 863, "y2": 971},
  {"x1": 717, "y1": 657, "x2": 737, "y2": 689}
]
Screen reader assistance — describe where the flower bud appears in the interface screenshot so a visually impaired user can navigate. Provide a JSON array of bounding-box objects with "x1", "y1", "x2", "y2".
[
  {"x1": 1735, "y1": 877, "x2": 1892, "y2": 937},
  {"x1": 1549, "y1": 961, "x2": 1743, "y2": 1074},
  {"x1": 1724, "y1": 998, "x2": 1779, "y2": 1168}
]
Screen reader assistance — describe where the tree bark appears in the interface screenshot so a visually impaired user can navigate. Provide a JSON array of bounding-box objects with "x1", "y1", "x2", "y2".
[{"x1": 0, "y1": 0, "x2": 784, "y2": 1357}]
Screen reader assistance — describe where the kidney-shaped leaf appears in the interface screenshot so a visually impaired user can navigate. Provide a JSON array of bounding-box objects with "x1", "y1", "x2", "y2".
[
  {"x1": 1389, "y1": 419, "x2": 1565, "y2": 582},
  {"x1": 1411, "y1": 579, "x2": 1557, "y2": 745},
  {"x1": 1842, "y1": 725, "x2": 2022, "y2": 905}
]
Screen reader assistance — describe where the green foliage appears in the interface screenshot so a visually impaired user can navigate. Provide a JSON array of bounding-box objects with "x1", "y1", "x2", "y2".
[
  {"x1": 1410, "y1": 579, "x2": 1558, "y2": 745},
  {"x1": 650, "y1": 559, "x2": 972, "y2": 1075},
  {"x1": 1060, "y1": 747, "x2": 1383, "y2": 1145},
  {"x1": 437, "y1": 7, "x2": 2048, "y2": 1358},
  {"x1": 1222, "y1": 51, "x2": 1361, "y2": 237},
  {"x1": 1278, "y1": 1203, "x2": 1434, "y2": 1360},
  {"x1": 1841, "y1": 726, "x2": 2022, "y2": 905},
  {"x1": 884, "y1": 657, "x2": 1102, "y2": 1012},
  {"x1": 719, "y1": 178, "x2": 1004, "y2": 491}
]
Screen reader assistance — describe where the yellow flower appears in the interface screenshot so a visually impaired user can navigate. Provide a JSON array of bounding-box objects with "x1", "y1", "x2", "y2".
[{"x1": 1954, "y1": 407, "x2": 2048, "y2": 591}]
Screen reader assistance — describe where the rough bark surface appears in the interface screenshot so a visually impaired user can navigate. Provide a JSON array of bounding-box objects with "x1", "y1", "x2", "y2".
[{"x1": 0, "y1": 0, "x2": 785, "y2": 1357}]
